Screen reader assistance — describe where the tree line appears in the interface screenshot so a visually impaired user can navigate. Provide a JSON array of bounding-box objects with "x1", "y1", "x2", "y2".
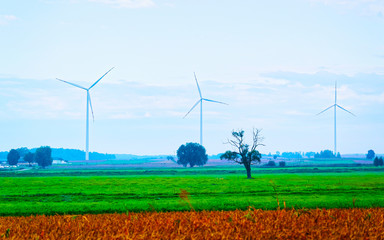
[
  {"x1": 7, "y1": 146, "x2": 53, "y2": 168},
  {"x1": 0, "y1": 148, "x2": 116, "y2": 162}
]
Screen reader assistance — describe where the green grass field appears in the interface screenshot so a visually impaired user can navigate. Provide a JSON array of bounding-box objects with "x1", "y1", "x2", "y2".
[{"x1": 0, "y1": 166, "x2": 383, "y2": 216}]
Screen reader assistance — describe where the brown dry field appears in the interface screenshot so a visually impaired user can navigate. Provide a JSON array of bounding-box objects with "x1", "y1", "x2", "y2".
[{"x1": 1, "y1": 208, "x2": 383, "y2": 239}]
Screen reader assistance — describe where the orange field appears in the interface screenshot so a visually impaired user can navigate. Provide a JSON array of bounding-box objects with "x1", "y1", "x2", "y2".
[{"x1": 1, "y1": 208, "x2": 383, "y2": 239}]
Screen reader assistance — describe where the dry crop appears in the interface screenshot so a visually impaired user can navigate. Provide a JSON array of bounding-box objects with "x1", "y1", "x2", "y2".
[{"x1": 1, "y1": 208, "x2": 383, "y2": 239}]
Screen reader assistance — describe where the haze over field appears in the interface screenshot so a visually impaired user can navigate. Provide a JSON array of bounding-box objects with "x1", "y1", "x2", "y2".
[{"x1": 1, "y1": 0, "x2": 383, "y2": 155}]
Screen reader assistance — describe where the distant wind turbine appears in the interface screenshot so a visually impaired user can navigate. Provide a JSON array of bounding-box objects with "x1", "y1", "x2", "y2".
[
  {"x1": 183, "y1": 72, "x2": 228, "y2": 146},
  {"x1": 316, "y1": 81, "x2": 355, "y2": 155},
  {"x1": 56, "y1": 67, "x2": 114, "y2": 161}
]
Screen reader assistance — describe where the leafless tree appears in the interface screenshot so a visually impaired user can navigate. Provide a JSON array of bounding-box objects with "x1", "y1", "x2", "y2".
[{"x1": 221, "y1": 129, "x2": 264, "y2": 179}]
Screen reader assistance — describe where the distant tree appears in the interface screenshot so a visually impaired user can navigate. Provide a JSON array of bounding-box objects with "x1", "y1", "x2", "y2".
[
  {"x1": 314, "y1": 150, "x2": 335, "y2": 159},
  {"x1": 366, "y1": 150, "x2": 375, "y2": 160},
  {"x1": 23, "y1": 152, "x2": 34, "y2": 166},
  {"x1": 266, "y1": 160, "x2": 276, "y2": 167},
  {"x1": 7, "y1": 149, "x2": 20, "y2": 166},
  {"x1": 16, "y1": 147, "x2": 29, "y2": 158},
  {"x1": 167, "y1": 156, "x2": 176, "y2": 163},
  {"x1": 279, "y1": 161, "x2": 286, "y2": 167},
  {"x1": 374, "y1": 156, "x2": 383, "y2": 167},
  {"x1": 374, "y1": 157, "x2": 379, "y2": 167},
  {"x1": 281, "y1": 152, "x2": 302, "y2": 159},
  {"x1": 305, "y1": 152, "x2": 315, "y2": 158},
  {"x1": 336, "y1": 152, "x2": 341, "y2": 158},
  {"x1": 176, "y1": 143, "x2": 208, "y2": 167},
  {"x1": 220, "y1": 129, "x2": 263, "y2": 179},
  {"x1": 323, "y1": 150, "x2": 335, "y2": 158},
  {"x1": 34, "y1": 146, "x2": 53, "y2": 168},
  {"x1": 273, "y1": 155, "x2": 277, "y2": 160}
]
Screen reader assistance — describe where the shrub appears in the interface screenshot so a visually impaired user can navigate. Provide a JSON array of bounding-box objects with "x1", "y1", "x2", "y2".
[{"x1": 279, "y1": 161, "x2": 286, "y2": 167}]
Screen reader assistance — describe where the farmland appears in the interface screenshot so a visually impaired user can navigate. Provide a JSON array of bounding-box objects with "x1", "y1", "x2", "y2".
[
  {"x1": 1, "y1": 208, "x2": 384, "y2": 239},
  {"x1": 0, "y1": 166, "x2": 383, "y2": 216}
]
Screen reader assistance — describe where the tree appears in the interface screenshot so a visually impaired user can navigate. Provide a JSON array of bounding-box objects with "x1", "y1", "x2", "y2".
[
  {"x1": 176, "y1": 143, "x2": 208, "y2": 167},
  {"x1": 16, "y1": 147, "x2": 29, "y2": 158},
  {"x1": 167, "y1": 156, "x2": 177, "y2": 163},
  {"x1": 24, "y1": 152, "x2": 34, "y2": 166},
  {"x1": 266, "y1": 160, "x2": 276, "y2": 167},
  {"x1": 34, "y1": 146, "x2": 53, "y2": 168},
  {"x1": 279, "y1": 161, "x2": 286, "y2": 167},
  {"x1": 281, "y1": 152, "x2": 302, "y2": 159},
  {"x1": 366, "y1": 150, "x2": 375, "y2": 160},
  {"x1": 314, "y1": 150, "x2": 335, "y2": 158},
  {"x1": 374, "y1": 156, "x2": 383, "y2": 167},
  {"x1": 373, "y1": 157, "x2": 379, "y2": 166},
  {"x1": 7, "y1": 149, "x2": 20, "y2": 166},
  {"x1": 220, "y1": 129, "x2": 264, "y2": 179}
]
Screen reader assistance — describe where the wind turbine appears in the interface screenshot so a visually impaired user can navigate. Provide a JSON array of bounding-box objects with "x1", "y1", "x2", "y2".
[
  {"x1": 56, "y1": 67, "x2": 114, "y2": 161},
  {"x1": 316, "y1": 81, "x2": 355, "y2": 155},
  {"x1": 183, "y1": 72, "x2": 228, "y2": 146}
]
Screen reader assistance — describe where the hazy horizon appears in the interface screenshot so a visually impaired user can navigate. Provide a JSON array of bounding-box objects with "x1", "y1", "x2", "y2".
[{"x1": 1, "y1": 0, "x2": 383, "y2": 155}]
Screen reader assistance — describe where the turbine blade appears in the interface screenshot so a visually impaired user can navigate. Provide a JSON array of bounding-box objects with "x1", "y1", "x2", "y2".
[
  {"x1": 194, "y1": 72, "x2": 202, "y2": 98},
  {"x1": 336, "y1": 104, "x2": 356, "y2": 116},
  {"x1": 88, "y1": 93, "x2": 95, "y2": 122},
  {"x1": 89, "y1": 67, "x2": 115, "y2": 90},
  {"x1": 56, "y1": 78, "x2": 87, "y2": 90},
  {"x1": 203, "y1": 98, "x2": 228, "y2": 105},
  {"x1": 316, "y1": 104, "x2": 335, "y2": 116},
  {"x1": 183, "y1": 99, "x2": 201, "y2": 119}
]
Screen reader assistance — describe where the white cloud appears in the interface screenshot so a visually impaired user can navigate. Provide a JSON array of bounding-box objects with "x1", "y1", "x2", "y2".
[
  {"x1": 0, "y1": 15, "x2": 17, "y2": 25},
  {"x1": 309, "y1": 0, "x2": 384, "y2": 16},
  {"x1": 88, "y1": 0, "x2": 155, "y2": 8}
]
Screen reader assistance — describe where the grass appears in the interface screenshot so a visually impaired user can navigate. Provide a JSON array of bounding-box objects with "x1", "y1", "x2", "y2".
[{"x1": 0, "y1": 167, "x2": 384, "y2": 216}]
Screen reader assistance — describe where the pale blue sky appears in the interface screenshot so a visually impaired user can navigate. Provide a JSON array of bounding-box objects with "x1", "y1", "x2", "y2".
[{"x1": 1, "y1": 0, "x2": 383, "y2": 155}]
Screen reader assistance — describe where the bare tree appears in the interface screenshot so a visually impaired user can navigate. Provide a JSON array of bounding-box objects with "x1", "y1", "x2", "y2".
[{"x1": 220, "y1": 129, "x2": 264, "y2": 179}]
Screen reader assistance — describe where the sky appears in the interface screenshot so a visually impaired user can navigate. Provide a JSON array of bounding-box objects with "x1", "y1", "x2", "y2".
[{"x1": 0, "y1": 0, "x2": 384, "y2": 155}]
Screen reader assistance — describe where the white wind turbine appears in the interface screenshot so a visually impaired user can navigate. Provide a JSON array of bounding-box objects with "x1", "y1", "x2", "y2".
[
  {"x1": 183, "y1": 72, "x2": 228, "y2": 146},
  {"x1": 316, "y1": 81, "x2": 355, "y2": 155},
  {"x1": 56, "y1": 67, "x2": 114, "y2": 161}
]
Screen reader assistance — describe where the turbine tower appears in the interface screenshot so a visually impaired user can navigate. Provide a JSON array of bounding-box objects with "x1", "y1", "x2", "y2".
[
  {"x1": 316, "y1": 81, "x2": 355, "y2": 155},
  {"x1": 183, "y1": 72, "x2": 228, "y2": 146},
  {"x1": 56, "y1": 67, "x2": 114, "y2": 161}
]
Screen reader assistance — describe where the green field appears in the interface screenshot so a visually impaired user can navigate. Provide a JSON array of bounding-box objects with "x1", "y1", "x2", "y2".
[{"x1": 0, "y1": 166, "x2": 383, "y2": 216}]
